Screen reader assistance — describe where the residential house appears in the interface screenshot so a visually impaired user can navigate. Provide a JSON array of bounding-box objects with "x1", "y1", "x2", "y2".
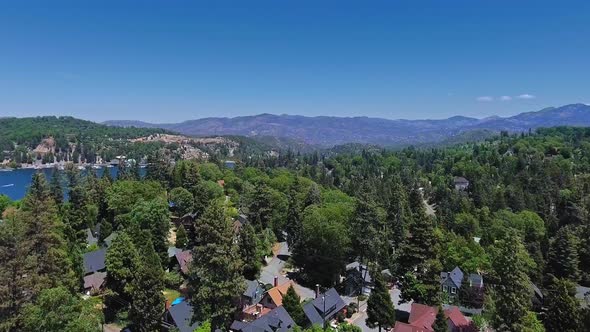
[
  {"x1": 103, "y1": 231, "x2": 119, "y2": 248},
  {"x1": 344, "y1": 261, "x2": 372, "y2": 296},
  {"x1": 392, "y1": 303, "x2": 472, "y2": 332},
  {"x1": 260, "y1": 279, "x2": 299, "y2": 309},
  {"x1": 242, "y1": 279, "x2": 265, "y2": 307},
  {"x1": 440, "y1": 267, "x2": 483, "y2": 303},
  {"x1": 224, "y1": 160, "x2": 236, "y2": 169},
  {"x1": 453, "y1": 177, "x2": 469, "y2": 191},
  {"x1": 83, "y1": 248, "x2": 106, "y2": 275},
  {"x1": 164, "y1": 300, "x2": 200, "y2": 332},
  {"x1": 85, "y1": 228, "x2": 98, "y2": 247},
  {"x1": 344, "y1": 261, "x2": 393, "y2": 296},
  {"x1": 175, "y1": 250, "x2": 193, "y2": 275},
  {"x1": 576, "y1": 285, "x2": 590, "y2": 308},
  {"x1": 231, "y1": 306, "x2": 295, "y2": 332},
  {"x1": 302, "y1": 288, "x2": 346, "y2": 327},
  {"x1": 83, "y1": 271, "x2": 107, "y2": 295}
]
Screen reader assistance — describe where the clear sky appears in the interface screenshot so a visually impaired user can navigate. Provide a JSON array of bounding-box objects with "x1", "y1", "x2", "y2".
[{"x1": 1, "y1": 1, "x2": 589, "y2": 122}]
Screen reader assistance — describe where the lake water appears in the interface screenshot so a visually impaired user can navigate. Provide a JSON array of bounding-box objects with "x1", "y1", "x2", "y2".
[{"x1": 0, "y1": 167, "x2": 141, "y2": 201}]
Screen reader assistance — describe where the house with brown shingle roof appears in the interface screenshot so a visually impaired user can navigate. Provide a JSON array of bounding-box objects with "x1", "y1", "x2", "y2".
[{"x1": 260, "y1": 279, "x2": 299, "y2": 309}]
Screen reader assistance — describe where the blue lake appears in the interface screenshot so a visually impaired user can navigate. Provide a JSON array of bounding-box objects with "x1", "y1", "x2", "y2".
[{"x1": 0, "y1": 167, "x2": 138, "y2": 201}]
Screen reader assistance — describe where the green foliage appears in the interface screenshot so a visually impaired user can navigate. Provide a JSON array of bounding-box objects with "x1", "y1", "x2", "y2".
[
  {"x1": 106, "y1": 180, "x2": 166, "y2": 216},
  {"x1": 433, "y1": 305, "x2": 448, "y2": 332},
  {"x1": 282, "y1": 286, "x2": 307, "y2": 327},
  {"x1": 490, "y1": 232, "x2": 534, "y2": 331},
  {"x1": 0, "y1": 194, "x2": 12, "y2": 215},
  {"x1": 195, "y1": 320, "x2": 212, "y2": 332},
  {"x1": 129, "y1": 198, "x2": 170, "y2": 264},
  {"x1": 547, "y1": 227, "x2": 580, "y2": 282},
  {"x1": 188, "y1": 203, "x2": 244, "y2": 329},
  {"x1": 238, "y1": 222, "x2": 261, "y2": 280},
  {"x1": 292, "y1": 204, "x2": 351, "y2": 286},
  {"x1": 20, "y1": 286, "x2": 103, "y2": 332},
  {"x1": 521, "y1": 311, "x2": 545, "y2": 332},
  {"x1": 105, "y1": 232, "x2": 139, "y2": 299},
  {"x1": 176, "y1": 224, "x2": 189, "y2": 249},
  {"x1": 366, "y1": 270, "x2": 396, "y2": 332},
  {"x1": 170, "y1": 187, "x2": 194, "y2": 216},
  {"x1": 128, "y1": 239, "x2": 165, "y2": 332},
  {"x1": 543, "y1": 278, "x2": 581, "y2": 332}
]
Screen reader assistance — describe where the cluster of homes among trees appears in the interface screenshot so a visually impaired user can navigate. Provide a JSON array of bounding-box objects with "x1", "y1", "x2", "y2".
[{"x1": 2, "y1": 126, "x2": 590, "y2": 332}]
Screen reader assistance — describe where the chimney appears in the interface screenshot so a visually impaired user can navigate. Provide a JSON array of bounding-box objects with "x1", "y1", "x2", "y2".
[
  {"x1": 274, "y1": 276, "x2": 279, "y2": 287},
  {"x1": 315, "y1": 284, "x2": 320, "y2": 299}
]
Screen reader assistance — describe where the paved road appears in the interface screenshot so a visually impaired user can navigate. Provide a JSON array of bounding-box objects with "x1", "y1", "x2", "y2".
[
  {"x1": 350, "y1": 288, "x2": 412, "y2": 332},
  {"x1": 259, "y1": 242, "x2": 316, "y2": 300}
]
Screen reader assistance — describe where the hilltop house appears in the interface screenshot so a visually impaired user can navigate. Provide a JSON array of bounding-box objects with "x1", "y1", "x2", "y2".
[
  {"x1": 440, "y1": 267, "x2": 483, "y2": 304},
  {"x1": 393, "y1": 303, "x2": 472, "y2": 332},
  {"x1": 174, "y1": 250, "x2": 193, "y2": 275},
  {"x1": 83, "y1": 271, "x2": 107, "y2": 295},
  {"x1": 302, "y1": 288, "x2": 346, "y2": 327}
]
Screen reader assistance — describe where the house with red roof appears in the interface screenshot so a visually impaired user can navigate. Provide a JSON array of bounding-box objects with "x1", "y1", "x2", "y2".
[{"x1": 392, "y1": 303, "x2": 473, "y2": 332}]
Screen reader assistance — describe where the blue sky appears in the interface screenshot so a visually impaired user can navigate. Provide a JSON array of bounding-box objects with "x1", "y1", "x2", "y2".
[{"x1": 1, "y1": 1, "x2": 589, "y2": 122}]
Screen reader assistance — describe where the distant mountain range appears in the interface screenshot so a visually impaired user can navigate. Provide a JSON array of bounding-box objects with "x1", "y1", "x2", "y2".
[{"x1": 104, "y1": 103, "x2": 590, "y2": 147}]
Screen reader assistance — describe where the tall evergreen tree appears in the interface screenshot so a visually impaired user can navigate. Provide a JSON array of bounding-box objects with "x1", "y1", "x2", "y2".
[
  {"x1": 366, "y1": 270, "x2": 396, "y2": 332},
  {"x1": 49, "y1": 167, "x2": 63, "y2": 206},
  {"x1": 285, "y1": 180, "x2": 303, "y2": 248},
  {"x1": 129, "y1": 239, "x2": 165, "y2": 332},
  {"x1": 547, "y1": 227, "x2": 580, "y2": 282},
  {"x1": 543, "y1": 278, "x2": 581, "y2": 332},
  {"x1": 105, "y1": 232, "x2": 139, "y2": 300},
  {"x1": 490, "y1": 232, "x2": 534, "y2": 331},
  {"x1": 19, "y1": 173, "x2": 75, "y2": 292},
  {"x1": 189, "y1": 203, "x2": 244, "y2": 329},
  {"x1": 433, "y1": 305, "x2": 449, "y2": 332},
  {"x1": 350, "y1": 191, "x2": 381, "y2": 263},
  {"x1": 303, "y1": 183, "x2": 321, "y2": 208},
  {"x1": 238, "y1": 222, "x2": 260, "y2": 280},
  {"x1": 175, "y1": 224, "x2": 188, "y2": 249},
  {"x1": 282, "y1": 286, "x2": 307, "y2": 327}
]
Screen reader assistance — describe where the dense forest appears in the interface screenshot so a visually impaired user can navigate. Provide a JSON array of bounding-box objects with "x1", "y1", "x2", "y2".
[{"x1": 1, "y1": 126, "x2": 590, "y2": 331}]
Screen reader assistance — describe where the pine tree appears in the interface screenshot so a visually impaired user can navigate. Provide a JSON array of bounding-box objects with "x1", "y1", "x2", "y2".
[
  {"x1": 105, "y1": 232, "x2": 139, "y2": 300},
  {"x1": 433, "y1": 305, "x2": 449, "y2": 332},
  {"x1": 303, "y1": 183, "x2": 321, "y2": 208},
  {"x1": 189, "y1": 203, "x2": 245, "y2": 329},
  {"x1": 350, "y1": 191, "x2": 381, "y2": 263},
  {"x1": 238, "y1": 222, "x2": 260, "y2": 280},
  {"x1": 366, "y1": 270, "x2": 396, "y2": 332},
  {"x1": 49, "y1": 167, "x2": 63, "y2": 205},
  {"x1": 490, "y1": 232, "x2": 533, "y2": 331},
  {"x1": 129, "y1": 239, "x2": 165, "y2": 332},
  {"x1": 282, "y1": 286, "x2": 307, "y2": 327},
  {"x1": 175, "y1": 224, "x2": 188, "y2": 249},
  {"x1": 285, "y1": 180, "x2": 303, "y2": 248},
  {"x1": 547, "y1": 227, "x2": 580, "y2": 282},
  {"x1": 19, "y1": 173, "x2": 75, "y2": 292},
  {"x1": 543, "y1": 278, "x2": 581, "y2": 332}
]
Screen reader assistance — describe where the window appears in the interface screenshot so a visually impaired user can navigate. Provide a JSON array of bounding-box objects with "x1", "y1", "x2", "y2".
[
  {"x1": 442, "y1": 285, "x2": 448, "y2": 292},
  {"x1": 451, "y1": 287, "x2": 457, "y2": 294}
]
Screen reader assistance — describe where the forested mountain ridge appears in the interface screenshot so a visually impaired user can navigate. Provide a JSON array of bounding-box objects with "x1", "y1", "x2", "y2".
[
  {"x1": 0, "y1": 116, "x2": 278, "y2": 166},
  {"x1": 105, "y1": 103, "x2": 590, "y2": 146}
]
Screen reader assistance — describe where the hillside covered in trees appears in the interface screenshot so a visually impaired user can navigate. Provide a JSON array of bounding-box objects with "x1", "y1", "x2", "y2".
[{"x1": 1, "y1": 126, "x2": 590, "y2": 331}]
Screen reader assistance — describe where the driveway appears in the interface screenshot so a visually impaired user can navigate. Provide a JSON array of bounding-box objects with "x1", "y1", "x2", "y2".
[{"x1": 259, "y1": 242, "x2": 316, "y2": 300}]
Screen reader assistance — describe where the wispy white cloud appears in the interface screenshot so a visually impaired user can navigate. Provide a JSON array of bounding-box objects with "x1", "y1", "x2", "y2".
[
  {"x1": 500, "y1": 96, "x2": 512, "y2": 101},
  {"x1": 517, "y1": 94, "x2": 536, "y2": 99},
  {"x1": 476, "y1": 96, "x2": 494, "y2": 102}
]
